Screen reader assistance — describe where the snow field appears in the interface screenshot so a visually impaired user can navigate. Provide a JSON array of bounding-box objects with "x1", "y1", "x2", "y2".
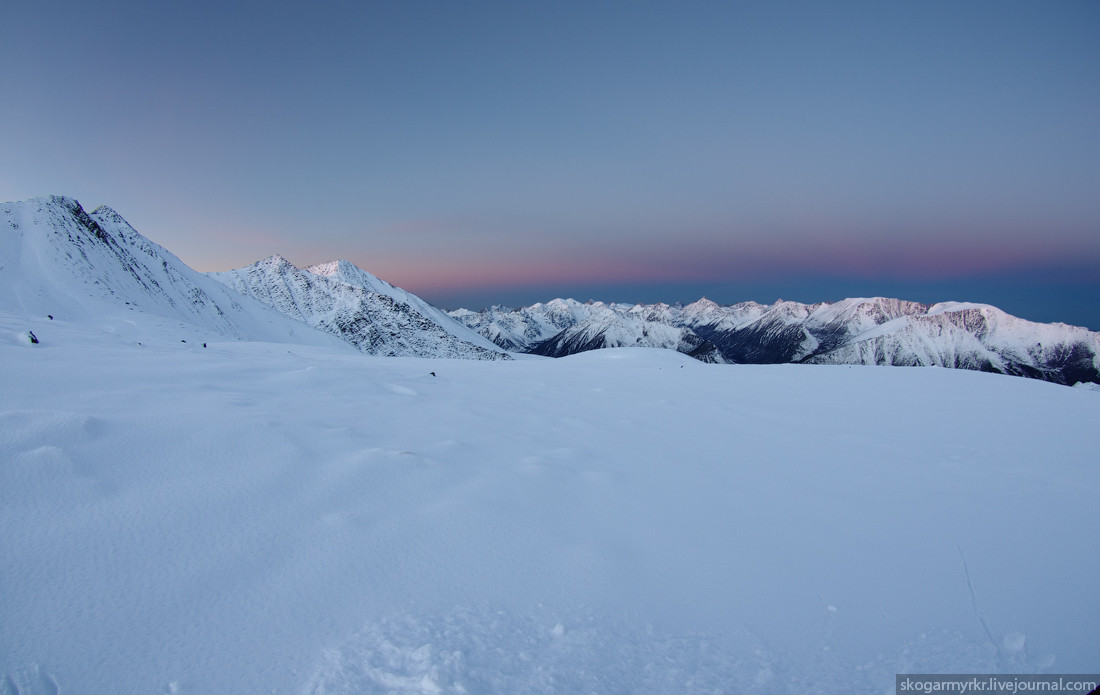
[{"x1": 2, "y1": 313, "x2": 1098, "y2": 693}]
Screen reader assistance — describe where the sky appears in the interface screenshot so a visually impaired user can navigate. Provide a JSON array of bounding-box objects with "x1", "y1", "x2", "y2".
[{"x1": 3, "y1": 1, "x2": 1099, "y2": 327}]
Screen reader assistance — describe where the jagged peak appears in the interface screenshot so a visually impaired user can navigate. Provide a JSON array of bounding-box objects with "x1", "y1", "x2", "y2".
[
  {"x1": 766, "y1": 298, "x2": 812, "y2": 314},
  {"x1": 927, "y1": 301, "x2": 999, "y2": 316},
  {"x1": 306, "y1": 260, "x2": 345, "y2": 276},
  {"x1": 307, "y1": 259, "x2": 375, "y2": 277},
  {"x1": 21, "y1": 193, "x2": 82, "y2": 208},
  {"x1": 684, "y1": 297, "x2": 719, "y2": 312},
  {"x1": 8, "y1": 195, "x2": 92, "y2": 221},
  {"x1": 257, "y1": 253, "x2": 297, "y2": 269},
  {"x1": 542, "y1": 298, "x2": 577, "y2": 310},
  {"x1": 809, "y1": 297, "x2": 929, "y2": 324},
  {"x1": 835, "y1": 296, "x2": 926, "y2": 311},
  {"x1": 305, "y1": 259, "x2": 396, "y2": 294},
  {"x1": 89, "y1": 204, "x2": 131, "y2": 227},
  {"x1": 337, "y1": 259, "x2": 364, "y2": 275}
]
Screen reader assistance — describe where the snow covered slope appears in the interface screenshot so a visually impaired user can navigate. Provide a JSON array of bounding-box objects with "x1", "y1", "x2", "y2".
[
  {"x1": 2, "y1": 312, "x2": 1098, "y2": 694},
  {"x1": 209, "y1": 256, "x2": 508, "y2": 359},
  {"x1": 0, "y1": 196, "x2": 352, "y2": 350},
  {"x1": 454, "y1": 297, "x2": 1100, "y2": 384}
]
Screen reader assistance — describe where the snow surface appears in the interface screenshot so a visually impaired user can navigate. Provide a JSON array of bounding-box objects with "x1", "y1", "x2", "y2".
[{"x1": 2, "y1": 309, "x2": 1098, "y2": 694}]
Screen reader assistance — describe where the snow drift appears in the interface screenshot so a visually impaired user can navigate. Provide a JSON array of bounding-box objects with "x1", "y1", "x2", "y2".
[{"x1": 2, "y1": 311, "x2": 1098, "y2": 694}]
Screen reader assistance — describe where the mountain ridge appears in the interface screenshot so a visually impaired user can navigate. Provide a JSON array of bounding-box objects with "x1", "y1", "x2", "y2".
[
  {"x1": 1, "y1": 195, "x2": 506, "y2": 360},
  {"x1": 0, "y1": 195, "x2": 352, "y2": 349},
  {"x1": 451, "y1": 296, "x2": 1100, "y2": 385},
  {"x1": 208, "y1": 255, "x2": 509, "y2": 359}
]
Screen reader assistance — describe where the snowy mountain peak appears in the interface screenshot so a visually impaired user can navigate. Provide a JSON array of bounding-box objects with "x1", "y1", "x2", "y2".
[
  {"x1": 306, "y1": 259, "x2": 341, "y2": 276},
  {"x1": 304, "y1": 259, "x2": 398, "y2": 297},
  {"x1": 685, "y1": 297, "x2": 720, "y2": 312},
  {"x1": 543, "y1": 297, "x2": 577, "y2": 311},
  {"x1": 88, "y1": 204, "x2": 129, "y2": 226},
  {"x1": 307, "y1": 259, "x2": 367, "y2": 280},
  {"x1": 257, "y1": 253, "x2": 296, "y2": 269},
  {"x1": 32, "y1": 193, "x2": 82, "y2": 211},
  {"x1": 211, "y1": 255, "x2": 508, "y2": 359}
]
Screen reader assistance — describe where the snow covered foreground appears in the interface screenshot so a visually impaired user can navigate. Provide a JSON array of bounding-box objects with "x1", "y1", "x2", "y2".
[{"x1": 2, "y1": 312, "x2": 1098, "y2": 695}]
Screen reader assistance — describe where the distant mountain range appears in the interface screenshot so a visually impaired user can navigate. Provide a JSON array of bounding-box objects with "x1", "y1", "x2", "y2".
[
  {"x1": 3, "y1": 195, "x2": 1098, "y2": 384},
  {"x1": 451, "y1": 298, "x2": 1100, "y2": 385}
]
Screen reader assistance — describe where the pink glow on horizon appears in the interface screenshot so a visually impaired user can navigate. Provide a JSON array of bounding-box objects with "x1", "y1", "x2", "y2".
[
  {"x1": 170, "y1": 214, "x2": 1095, "y2": 296},
  {"x1": 367, "y1": 256, "x2": 660, "y2": 293},
  {"x1": 359, "y1": 236, "x2": 1073, "y2": 296}
]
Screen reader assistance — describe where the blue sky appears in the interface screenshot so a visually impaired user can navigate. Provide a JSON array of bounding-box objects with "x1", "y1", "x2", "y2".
[{"x1": 3, "y1": 1, "x2": 1098, "y2": 326}]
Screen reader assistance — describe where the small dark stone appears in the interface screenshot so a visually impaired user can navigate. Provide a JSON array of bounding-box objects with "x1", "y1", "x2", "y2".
[
  {"x1": 203, "y1": 343, "x2": 207, "y2": 348},
  {"x1": 430, "y1": 371, "x2": 436, "y2": 377},
  {"x1": 48, "y1": 315, "x2": 53, "y2": 320}
]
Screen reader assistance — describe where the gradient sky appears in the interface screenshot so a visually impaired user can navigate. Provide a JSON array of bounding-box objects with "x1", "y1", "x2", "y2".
[{"x1": 3, "y1": 1, "x2": 1099, "y2": 326}]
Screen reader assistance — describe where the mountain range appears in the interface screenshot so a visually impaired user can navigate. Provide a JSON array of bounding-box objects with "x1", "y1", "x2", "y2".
[
  {"x1": 1, "y1": 195, "x2": 505, "y2": 359},
  {"x1": 3, "y1": 195, "x2": 1098, "y2": 384},
  {"x1": 452, "y1": 297, "x2": 1100, "y2": 385}
]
